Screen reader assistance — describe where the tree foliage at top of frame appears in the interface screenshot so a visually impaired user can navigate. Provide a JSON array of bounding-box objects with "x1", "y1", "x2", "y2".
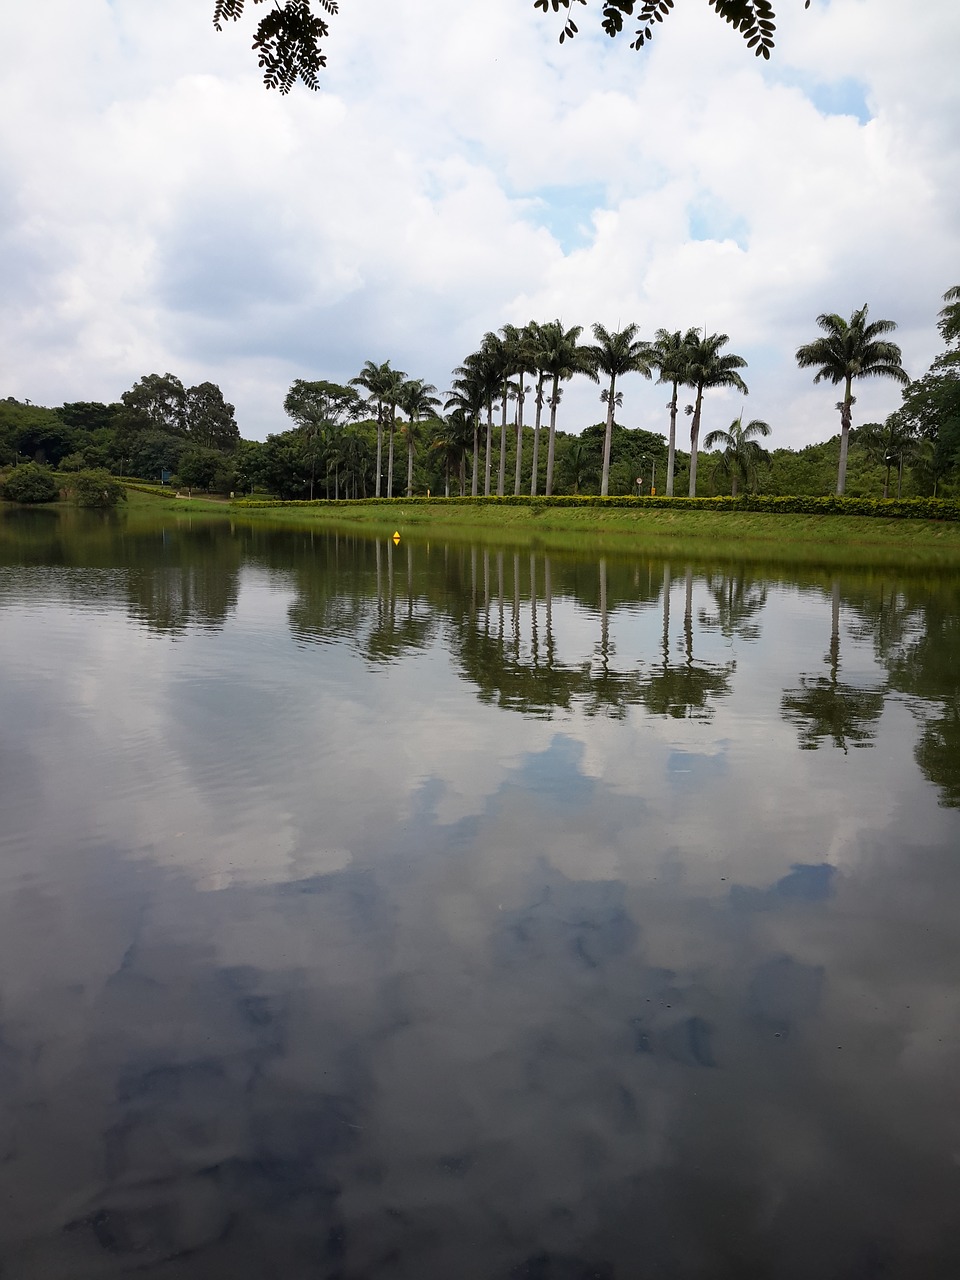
[
  {"x1": 533, "y1": 0, "x2": 810, "y2": 58},
  {"x1": 215, "y1": 0, "x2": 807, "y2": 93},
  {"x1": 212, "y1": 0, "x2": 338, "y2": 93}
]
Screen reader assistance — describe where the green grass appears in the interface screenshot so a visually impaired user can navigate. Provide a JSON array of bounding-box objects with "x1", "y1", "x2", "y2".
[{"x1": 120, "y1": 489, "x2": 960, "y2": 568}]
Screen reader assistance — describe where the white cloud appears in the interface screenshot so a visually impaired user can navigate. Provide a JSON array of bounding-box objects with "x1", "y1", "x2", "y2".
[{"x1": 1, "y1": 0, "x2": 958, "y2": 448}]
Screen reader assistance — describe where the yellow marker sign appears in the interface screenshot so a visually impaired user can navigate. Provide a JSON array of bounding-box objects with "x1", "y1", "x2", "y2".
[{"x1": 392, "y1": 531, "x2": 401, "y2": 542}]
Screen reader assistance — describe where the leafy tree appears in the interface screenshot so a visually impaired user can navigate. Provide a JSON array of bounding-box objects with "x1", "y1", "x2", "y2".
[
  {"x1": 186, "y1": 382, "x2": 240, "y2": 451},
  {"x1": 796, "y1": 305, "x2": 909, "y2": 496},
  {"x1": 68, "y1": 469, "x2": 127, "y2": 508},
  {"x1": 119, "y1": 373, "x2": 188, "y2": 443},
  {"x1": 897, "y1": 369, "x2": 960, "y2": 497},
  {"x1": 213, "y1": 0, "x2": 336, "y2": 92},
  {"x1": 127, "y1": 430, "x2": 187, "y2": 481},
  {"x1": 537, "y1": 0, "x2": 790, "y2": 58},
  {"x1": 232, "y1": 439, "x2": 268, "y2": 494},
  {"x1": 0, "y1": 400, "x2": 76, "y2": 466},
  {"x1": 586, "y1": 323, "x2": 651, "y2": 497},
  {"x1": 284, "y1": 378, "x2": 362, "y2": 498},
  {"x1": 1, "y1": 462, "x2": 59, "y2": 504},
  {"x1": 214, "y1": 1, "x2": 796, "y2": 92},
  {"x1": 682, "y1": 332, "x2": 748, "y2": 497},
  {"x1": 178, "y1": 445, "x2": 229, "y2": 492},
  {"x1": 703, "y1": 415, "x2": 771, "y2": 496},
  {"x1": 57, "y1": 402, "x2": 119, "y2": 436}
]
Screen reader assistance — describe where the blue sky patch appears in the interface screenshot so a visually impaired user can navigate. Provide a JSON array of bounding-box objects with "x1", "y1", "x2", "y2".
[{"x1": 523, "y1": 182, "x2": 608, "y2": 253}]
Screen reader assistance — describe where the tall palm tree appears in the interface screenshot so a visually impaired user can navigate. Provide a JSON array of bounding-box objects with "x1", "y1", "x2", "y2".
[
  {"x1": 703, "y1": 415, "x2": 771, "y2": 496},
  {"x1": 449, "y1": 356, "x2": 493, "y2": 496},
  {"x1": 511, "y1": 321, "x2": 541, "y2": 495},
  {"x1": 586, "y1": 323, "x2": 652, "y2": 496},
  {"x1": 683, "y1": 332, "x2": 748, "y2": 497},
  {"x1": 527, "y1": 322, "x2": 549, "y2": 496},
  {"x1": 538, "y1": 321, "x2": 596, "y2": 496},
  {"x1": 472, "y1": 336, "x2": 502, "y2": 497},
  {"x1": 382, "y1": 365, "x2": 407, "y2": 498},
  {"x1": 399, "y1": 378, "x2": 440, "y2": 498},
  {"x1": 651, "y1": 328, "x2": 698, "y2": 496},
  {"x1": 796, "y1": 304, "x2": 908, "y2": 495},
  {"x1": 350, "y1": 359, "x2": 397, "y2": 499},
  {"x1": 478, "y1": 330, "x2": 513, "y2": 497},
  {"x1": 431, "y1": 410, "x2": 473, "y2": 496},
  {"x1": 498, "y1": 324, "x2": 525, "y2": 497}
]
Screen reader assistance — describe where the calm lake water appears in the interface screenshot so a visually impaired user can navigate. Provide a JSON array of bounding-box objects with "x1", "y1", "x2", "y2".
[{"x1": 1, "y1": 508, "x2": 959, "y2": 1279}]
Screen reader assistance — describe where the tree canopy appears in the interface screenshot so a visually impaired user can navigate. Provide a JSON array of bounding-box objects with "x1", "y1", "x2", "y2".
[{"x1": 214, "y1": 0, "x2": 806, "y2": 92}]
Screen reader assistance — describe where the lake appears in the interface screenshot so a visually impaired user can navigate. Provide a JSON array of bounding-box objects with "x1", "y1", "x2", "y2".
[{"x1": 1, "y1": 508, "x2": 959, "y2": 1279}]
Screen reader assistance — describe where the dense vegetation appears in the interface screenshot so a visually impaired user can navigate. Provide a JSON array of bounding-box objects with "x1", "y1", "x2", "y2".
[{"x1": 2, "y1": 290, "x2": 957, "y2": 508}]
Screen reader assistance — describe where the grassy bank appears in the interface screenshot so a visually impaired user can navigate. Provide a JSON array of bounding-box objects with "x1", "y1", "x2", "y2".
[{"x1": 212, "y1": 494, "x2": 960, "y2": 568}]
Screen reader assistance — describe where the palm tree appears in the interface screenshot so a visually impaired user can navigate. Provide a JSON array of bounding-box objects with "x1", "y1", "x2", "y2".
[
  {"x1": 683, "y1": 332, "x2": 749, "y2": 497},
  {"x1": 498, "y1": 324, "x2": 525, "y2": 497},
  {"x1": 513, "y1": 322, "x2": 542, "y2": 496},
  {"x1": 585, "y1": 323, "x2": 652, "y2": 497},
  {"x1": 430, "y1": 411, "x2": 473, "y2": 496},
  {"x1": 445, "y1": 375, "x2": 484, "y2": 496},
  {"x1": 527, "y1": 323, "x2": 549, "y2": 496},
  {"x1": 381, "y1": 365, "x2": 407, "y2": 498},
  {"x1": 399, "y1": 378, "x2": 441, "y2": 498},
  {"x1": 857, "y1": 412, "x2": 917, "y2": 498},
  {"x1": 538, "y1": 321, "x2": 596, "y2": 496},
  {"x1": 350, "y1": 360, "x2": 397, "y2": 498},
  {"x1": 703, "y1": 415, "x2": 771, "y2": 496},
  {"x1": 651, "y1": 328, "x2": 697, "y2": 496},
  {"x1": 796, "y1": 304, "x2": 909, "y2": 495},
  {"x1": 938, "y1": 284, "x2": 960, "y2": 349}
]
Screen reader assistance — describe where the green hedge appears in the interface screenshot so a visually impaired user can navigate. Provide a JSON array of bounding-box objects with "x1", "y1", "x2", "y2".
[{"x1": 232, "y1": 493, "x2": 960, "y2": 522}]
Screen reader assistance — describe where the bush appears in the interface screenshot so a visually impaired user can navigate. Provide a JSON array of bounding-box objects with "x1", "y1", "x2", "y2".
[
  {"x1": 68, "y1": 469, "x2": 127, "y2": 508},
  {"x1": 0, "y1": 462, "x2": 59, "y2": 503}
]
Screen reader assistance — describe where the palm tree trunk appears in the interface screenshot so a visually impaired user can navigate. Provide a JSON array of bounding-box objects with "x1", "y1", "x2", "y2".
[
  {"x1": 514, "y1": 380, "x2": 525, "y2": 496},
  {"x1": 497, "y1": 388, "x2": 508, "y2": 497},
  {"x1": 836, "y1": 377, "x2": 853, "y2": 495},
  {"x1": 666, "y1": 382, "x2": 678, "y2": 496},
  {"x1": 375, "y1": 404, "x2": 383, "y2": 498},
  {"x1": 406, "y1": 423, "x2": 415, "y2": 498},
  {"x1": 484, "y1": 405, "x2": 493, "y2": 497},
  {"x1": 471, "y1": 417, "x2": 479, "y2": 496},
  {"x1": 897, "y1": 453, "x2": 904, "y2": 499},
  {"x1": 731, "y1": 475, "x2": 738, "y2": 498},
  {"x1": 530, "y1": 374, "x2": 545, "y2": 496},
  {"x1": 545, "y1": 376, "x2": 560, "y2": 497},
  {"x1": 688, "y1": 388, "x2": 704, "y2": 497},
  {"x1": 601, "y1": 373, "x2": 616, "y2": 497},
  {"x1": 387, "y1": 408, "x2": 396, "y2": 497}
]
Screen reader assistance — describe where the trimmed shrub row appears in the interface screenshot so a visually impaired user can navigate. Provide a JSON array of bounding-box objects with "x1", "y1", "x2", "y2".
[{"x1": 232, "y1": 493, "x2": 960, "y2": 522}]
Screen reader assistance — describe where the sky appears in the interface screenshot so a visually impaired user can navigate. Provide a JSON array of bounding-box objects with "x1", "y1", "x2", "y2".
[{"x1": 3, "y1": 0, "x2": 959, "y2": 448}]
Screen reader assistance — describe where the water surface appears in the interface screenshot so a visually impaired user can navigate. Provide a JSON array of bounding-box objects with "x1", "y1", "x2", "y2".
[{"x1": 1, "y1": 510, "x2": 959, "y2": 1279}]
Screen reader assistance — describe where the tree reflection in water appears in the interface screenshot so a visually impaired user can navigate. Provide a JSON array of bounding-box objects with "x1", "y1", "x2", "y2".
[{"x1": 781, "y1": 580, "x2": 885, "y2": 752}]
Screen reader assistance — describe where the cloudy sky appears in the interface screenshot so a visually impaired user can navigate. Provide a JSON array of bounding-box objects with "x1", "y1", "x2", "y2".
[{"x1": 3, "y1": 0, "x2": 958, "y2": 446}]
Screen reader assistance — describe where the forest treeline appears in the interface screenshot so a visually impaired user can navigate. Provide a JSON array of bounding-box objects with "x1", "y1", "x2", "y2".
[{"x1": 2, "y1": 291, "x2": 958, "y2": 504}]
